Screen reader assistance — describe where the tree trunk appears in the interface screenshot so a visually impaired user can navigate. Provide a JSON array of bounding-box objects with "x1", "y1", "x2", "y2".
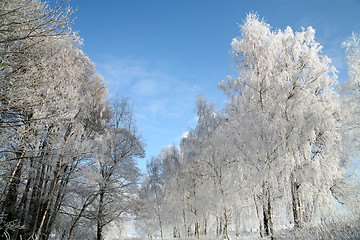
[
  {"x1": 187, "y1": 226, "x2": 192, "y2": 237},
  {"x1": 16, "y1": 159, "x2": 35, "y2": 239},
  {"x1": 97, "y1": 225, "x2": 103, "y2": 240},
  {"x1": 44, "y1": 166, "x2": 71, "y2": 239},
  {"x1": 97, "y1": 189, "x2": 105, "y2": 240},
  {"x1": 216, "y1": 216, "x2": 223, "y2": 236},
  {"x1": 223, "y1": 208, "x2": 230, "y2": 240},
  {"x1": 67, "y1": 193, "x2": 98, "y2": 240},
  {"x1": 291, "y1": 173, "x2": 302, "y2": 228},
  {"x1": 183, "y1": 209, "x2": 187, "y2": 237},
  {"x1": 158, "y1": 212, "x2": 164, "y2": 240},
  {"x1": 0, "y1": 150, "x2": 24, "y2": 239},
  {"x1": 26, "y1": 161, "x2": 46, "y2": 238},
  {"x1": 194, "y1": 220, "x2": 200, "y2": 238},
  {"x1": 0, "y1": 150, "x2": 25, "y2": 205},
  {"x1": 262, "y1": 181, "x2": 273, "y2": 237},
  {"x1": 254, "y1": 194, "x2": 264, "y2": 237},
  {"x1": 235, "y1": 211, "x2": 240, "y2": 237},
  {"x1": 203, "y1": 217, "x2": 207, "y2": 235},
  {"x1": 35, "y1": 155, "x2": 63, "y2": 240}
]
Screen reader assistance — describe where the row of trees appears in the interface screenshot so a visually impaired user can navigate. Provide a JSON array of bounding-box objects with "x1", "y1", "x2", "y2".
[
  {"x1": 139, "y1": 14, "x2": 360, "y2": 239},
  {"x1": 0, "y1": 1, "x2": 144, "y2": 239}
]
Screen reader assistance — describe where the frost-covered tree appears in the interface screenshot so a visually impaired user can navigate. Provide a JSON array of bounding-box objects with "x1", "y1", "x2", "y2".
[
  {"x1": 192, "y1": 95, "x2": 237, "y2": 239},
  {"x1": 336, "y1": 33, "x2": 360, "y2": 217},
  {"x1": 137, "y1": 13, "x2": 359, "y2": 240},
  {"x1": 147, "y1": 97, "x2": 239, "y2": 239},
  {"x1": 0, "y1": 0, "x2": 74, "y2": 132},
  {"x1": 140, "y1": 156, "x2": 165, "y2": 240},
  {"x1": 178, "y1": 128, "x2": 209, "y2": 238},
  {"x1": 341, "y1": 33, "x2": 360, "y2": 160},
  {"x1": 0, "y1": 37, "x2": 108, "y2": 239},
  {"x1": 0, "y1": 1, "x2": 146, "y2": 239},
  {"x1": 93, "y1": 98, "x2": 144, "y2": 240},
  {"x1": 61, "y1": 98, "x2": 144, "y2": 240},
  {"x1": 159, "y1": 145, "x2": 182, "y2": 238},
  {"x1": 0, "y1": 1, "x2": 110, "y2": 239},
  {"x1": 219, "y1": 13, "x2": 343, "y2": 235},
  {"x1": 0, "y1": 0, "x2": 75, "y2": 215}
]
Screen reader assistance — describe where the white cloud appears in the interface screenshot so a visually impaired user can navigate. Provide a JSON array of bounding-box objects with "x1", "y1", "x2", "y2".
[
  {"x1": 95, "y1": 57, "x2": 186, "y2": 95},
  {"x1": 96, "y1": 58, "x2": 149, "y2": 89},
  {"x1": 94, "y1": 56, "x2": 200, "y2": 160},
  {"x1": 95, "y1": 57, "x2": 198, "y2": 112},
  {"x1": 131, "y1": 79, "x2": 163, "y2": 97}
]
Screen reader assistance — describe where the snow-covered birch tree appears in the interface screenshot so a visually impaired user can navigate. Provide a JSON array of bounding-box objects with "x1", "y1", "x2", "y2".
[
  {"x1": 219, "y1": 13, "x2": 343, "y2": 235},
  {"x1": 335, "y1": 33, "x2": 360, "y2": 217}
]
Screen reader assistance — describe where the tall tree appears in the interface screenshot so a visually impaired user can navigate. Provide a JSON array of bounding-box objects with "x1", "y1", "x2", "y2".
[
  {"x1": 219, "y1": 13, "x2": 343, "y2": 234},
  {"x1": 0, "y1": 1, "x2": 109, "y2": 239}
]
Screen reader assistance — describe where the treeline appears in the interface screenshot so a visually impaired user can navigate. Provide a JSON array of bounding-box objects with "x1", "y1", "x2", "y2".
[
  {"x1": 0, "y1": 1, "x2": 144, "y2": 239},
  {"x1": 138, "y1": 14, "x2": 360, "y2": 239}
]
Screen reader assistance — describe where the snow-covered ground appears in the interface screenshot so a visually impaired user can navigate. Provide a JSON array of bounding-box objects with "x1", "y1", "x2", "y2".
[{"x1": 121, "y1": 219, "x2": 360, "y2": 240}]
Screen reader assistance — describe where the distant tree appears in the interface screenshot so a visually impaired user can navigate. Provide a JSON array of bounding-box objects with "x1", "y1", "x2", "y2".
[
  {"x1": 341, "y1": 33, "x2": 360, "y2": 160},
  {"x1": 336, "y1": 33, "x2": 360, "y2": 216},
  {"x1": 93, "y1": 98, "x2": 144, "y2": 240},
  {"x1": 178, "y1": 128, "x2": 208, "y2": 238},
  {"x1": 64, "y1": 98, "x2": 144, "y2": 240},
  {"x1": 140, "y1": 156, "x2": 165, "y2": 240},
  {"x1": 159, "y1": 145, "x2": 182, "y2": 238},
  {"x1": 193, "y1": 95, "x2": 235, "y2": 239}
]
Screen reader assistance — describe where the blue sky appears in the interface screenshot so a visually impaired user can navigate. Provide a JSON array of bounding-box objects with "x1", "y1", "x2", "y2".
[{"x1": 64, "y1": 0, "x2": 360, "y2": 173}]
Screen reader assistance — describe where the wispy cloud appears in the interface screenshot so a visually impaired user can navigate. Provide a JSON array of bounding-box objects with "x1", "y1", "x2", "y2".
[
  {"x1": 95, "y1": 57, "x2": 198, "y2": 111},
  {"x1": 94, "y1": 56, "x2": 200, "y2": 162},
  {"x1": 95, "y1": 57, "x2": 151, "y2": 91}
]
